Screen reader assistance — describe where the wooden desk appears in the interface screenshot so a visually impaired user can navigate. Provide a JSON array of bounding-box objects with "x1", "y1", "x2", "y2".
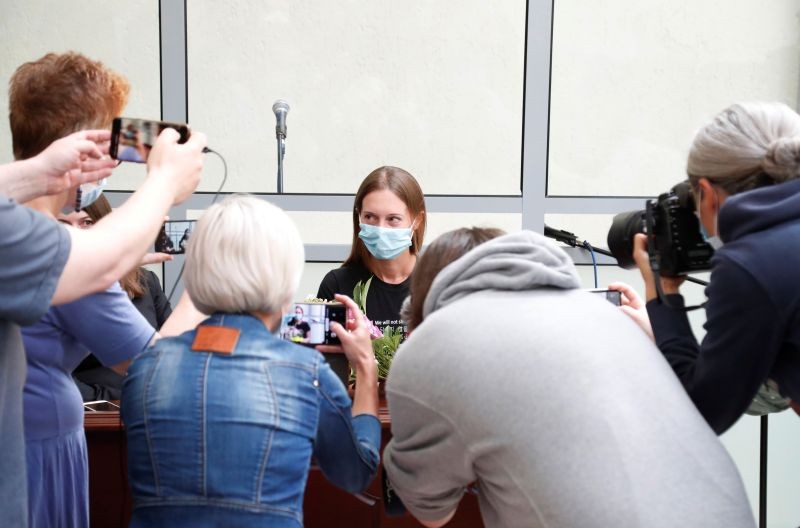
[{"x1": 85, "y1": 403, "x2": 484, "y2": 527}]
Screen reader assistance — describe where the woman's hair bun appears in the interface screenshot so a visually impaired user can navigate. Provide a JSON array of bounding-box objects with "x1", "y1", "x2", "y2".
[{"x1": 762, "y1": 136, "x2": 800, "y2": 182}]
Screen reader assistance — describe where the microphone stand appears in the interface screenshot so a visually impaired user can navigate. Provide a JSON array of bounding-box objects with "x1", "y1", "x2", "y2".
[{"x1": 276, "y1": 135, "x2": 285, "y2": 194}]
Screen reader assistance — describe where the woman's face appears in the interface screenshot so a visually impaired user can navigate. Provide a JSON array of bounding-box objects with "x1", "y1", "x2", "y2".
[
  {"x1": 57, "y1": 210, "x2": 94, "y2": 229},
  {"x1": 359, "y1": 189, "x2": 413, "y2": 228}
]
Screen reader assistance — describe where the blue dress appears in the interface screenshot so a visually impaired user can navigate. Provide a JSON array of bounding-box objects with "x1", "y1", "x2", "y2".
[{"x1": 21, "y1": 282, "x2": 154, "y2": 528}]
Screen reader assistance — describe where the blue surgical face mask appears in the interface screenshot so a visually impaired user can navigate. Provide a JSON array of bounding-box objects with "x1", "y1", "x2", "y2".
[
  {"x1": 358, "y1": 222, "x2": 414, "y2": 261},
  {"x1": 63, "y1": 179, "x2": 107, "y2": 213},
  {"x1": 696, "y1": 189, "x2": 723, "y2": 250}
]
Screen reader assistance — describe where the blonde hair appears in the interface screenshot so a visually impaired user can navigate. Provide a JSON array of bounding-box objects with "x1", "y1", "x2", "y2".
[
  {"x1": 687, "y1": 102, "x2": 800, "y2": 194},
  {"x1": 185, "y1": 195, "x2": 304, "y2": 315}
]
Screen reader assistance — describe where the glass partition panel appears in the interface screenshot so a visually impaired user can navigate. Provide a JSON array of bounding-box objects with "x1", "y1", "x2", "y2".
[
  {"x1": 187, "y1": 1, "x2": 526, "y2": 195},
  {"x1": 548, "y1": 0, "x2": 800, "y2": 197},
  {"x1": 0, "y1": 1, "x2": 160, "y2": 190}
]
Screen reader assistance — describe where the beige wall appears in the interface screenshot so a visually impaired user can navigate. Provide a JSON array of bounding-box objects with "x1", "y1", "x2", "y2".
[
  {"x1": 549, "y1": 0, "x2": 800, "y2": 197},
  {"x1": 185, "y1": 1, "x2": 526, "y2": 195}
]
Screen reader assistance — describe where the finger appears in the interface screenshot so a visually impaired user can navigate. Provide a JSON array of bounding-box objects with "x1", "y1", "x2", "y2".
[
  {"x1": 81, "y1": 157, "x2": 117, "y2": 172},
  {"x1": 334, "y1": 294, "x2": 364, "y2": 323},
  {"x1": 74, "y1": 138, "x2": 105, "y2": 159},
  {"x1": 315, "y1": 345, "x2": 346, "y2": 354},
  {"x1": 607, "y1": 282, "x2": 643, "y2": 308},
  {"x1": 631, "y1": 234, "x2": 654, "y2": 275},
  {"x1": 156, "y1": 127, "x2": 181, "y2": 144},
  {"x1": 140, "y1": 252, "x2": 173, "y2": 265},
  {"x1": 186, "y1": 131, "x2": 208, "y2": 149},
  {"x1": 73, "y1": 167, "x2": 113, "y2": 185},
  {"x1": 632, "y1": 233, "x2": 648, "y2": 255},
  {"x1": 78, "y1": 129, "x2": 112, "y2": 143},
  {"x1": 329, "y1": 321, "x2": 349, "y2": 339}
]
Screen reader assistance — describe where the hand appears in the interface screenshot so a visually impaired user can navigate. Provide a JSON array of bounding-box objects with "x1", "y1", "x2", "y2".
[
  {"x1": 631, "y1": 234, "x2": 685, "y2": 301},
  {"x1": 607, "y1": 282, "x2": 654, "y2": 341},
  {"x1": 146, "y1": 128, "x2": 207, "y2": 204},
  {"x1": 317, "y1": 294, "x2": 377, "y2": 375},
  {"x1": 37, "y1": 130, "x2": 116, "y2": 195},
  {"x1": 140, "y1": 252, "x2": 173, "y2": 266}
]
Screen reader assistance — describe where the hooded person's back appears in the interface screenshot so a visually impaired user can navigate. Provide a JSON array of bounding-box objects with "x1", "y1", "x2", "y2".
[{"x1": 383, "y1": 230, "x2": 755, "y2": 528}]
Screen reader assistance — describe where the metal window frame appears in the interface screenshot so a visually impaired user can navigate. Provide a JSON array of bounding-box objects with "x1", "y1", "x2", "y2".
[{"x1": 117, "y1": 0, "x2": 644, "y2": 284}]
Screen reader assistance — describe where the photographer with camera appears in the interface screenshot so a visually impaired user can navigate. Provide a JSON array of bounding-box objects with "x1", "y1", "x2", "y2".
[
  {"x1": 382, "y1": 227, "x2": 754, "y2": 528},
  {"x1": 623, "y1": 102, "x2": 800, "y2": 434}
]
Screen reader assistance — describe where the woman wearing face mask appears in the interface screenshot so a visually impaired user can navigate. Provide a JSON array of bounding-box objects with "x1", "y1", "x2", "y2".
[
  {"x1": 12, "y1": 52, "x2": 161, "y2": 528},
  {"x1": 59, "y1": 195, "x2": 174, "y2": 402},
  {"x1": 317, "y1": 166, "x2": 426, "y2": 339},
  {"x1": 628, "y1": 102, "x2": 800, "y2": 435}
]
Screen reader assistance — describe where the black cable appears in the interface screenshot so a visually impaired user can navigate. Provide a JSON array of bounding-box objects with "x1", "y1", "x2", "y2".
[{"x1": 166, "y1": 147, "x2": 227, "y2": 304}]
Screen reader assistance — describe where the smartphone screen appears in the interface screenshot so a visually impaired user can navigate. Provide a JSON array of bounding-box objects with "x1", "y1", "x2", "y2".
[
  {"x1": 110, "y1": 117, "x2": 191, "y2": 163},
  {"x1": 155, "y1": 220, "x2": 196, "y2": 255},
  {"x1": 588, "y1": 289, "x2": 622, "y2": 306},
  {"x1": 280, "y1": 303, "x2": 345, "y2": 346},
  {"x1": 83, "y1": 400, "x2": 120, "y2": 412}
]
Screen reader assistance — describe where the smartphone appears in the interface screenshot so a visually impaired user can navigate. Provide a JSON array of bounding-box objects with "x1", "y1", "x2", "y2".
[
  {"x1": 110, "y1": 117, "x2": 191, "y2": 163},
  {"x1": 155, "y1": 220, "x2": 196, "y2": 255},
  {"x1": 280, "y1": 302, "x2": 346, "y2": 346},
  {"x1": 588, "y1": 289, "x2": 622, "y2": 306},
  {"x1": 83, "y1": 400, "x2": 120, "y2": 412}
]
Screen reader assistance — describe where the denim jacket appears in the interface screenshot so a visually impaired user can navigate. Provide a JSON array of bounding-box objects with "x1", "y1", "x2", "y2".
[{"x1": 122, "y1": 313, "x2": 381, "y2": 527}]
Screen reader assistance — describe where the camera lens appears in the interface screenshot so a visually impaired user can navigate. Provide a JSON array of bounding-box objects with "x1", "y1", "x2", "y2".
[{"x1": 607, "y1": 210, "x2": 645, "y2": 269}]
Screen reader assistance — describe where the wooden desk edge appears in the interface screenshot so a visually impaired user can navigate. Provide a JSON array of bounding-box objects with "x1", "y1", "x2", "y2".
[{"x1": 86, "y1": 401, "x2": 392, "y2": 431}]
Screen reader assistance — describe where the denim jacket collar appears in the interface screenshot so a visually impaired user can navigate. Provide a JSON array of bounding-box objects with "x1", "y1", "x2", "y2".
[{"x1": 201, "y1": 312, "x2": 279, "y2": 342}]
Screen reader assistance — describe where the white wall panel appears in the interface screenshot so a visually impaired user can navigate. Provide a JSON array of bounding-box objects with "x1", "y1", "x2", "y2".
[
  {"x1": 0, "y1": 1, "x2": 160, "y2": 190},
  {"x1": 186, "y1": 0, "x2": 526, "y2": 195},
  {"x1": 549, "y1": 0, "x2": 800, "y2": 197}
]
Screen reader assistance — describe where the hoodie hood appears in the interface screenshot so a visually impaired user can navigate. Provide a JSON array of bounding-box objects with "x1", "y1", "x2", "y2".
[
  {"x1": 422, "y1": 230, "x2": 581, "y2": 319},
  {"x1": 720, "y1": 178, "x2": 800, "y2": 243}
]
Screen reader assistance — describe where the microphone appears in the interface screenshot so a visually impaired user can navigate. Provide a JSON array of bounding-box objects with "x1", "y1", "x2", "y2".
[
  {"x1": 544, "y1": 224, "x2": 578, "y2": 247},
  {"x1": 272, "y1": 100, "x2": 290, "y2": 139}
]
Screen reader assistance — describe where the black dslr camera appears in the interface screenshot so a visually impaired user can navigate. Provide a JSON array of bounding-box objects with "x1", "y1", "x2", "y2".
[{"x1": 607, "y1": 181, "x2": 714, "y2": 277}]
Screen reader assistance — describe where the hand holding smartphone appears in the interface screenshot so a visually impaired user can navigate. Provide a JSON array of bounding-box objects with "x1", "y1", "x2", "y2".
[
  {"x1": 110, "y1": 117, "x2": 191, "y2": 163},
  {"x1": 279, "y1": 302, "x2": 347, "y2": 346},
  {"x1": 155, "y1": 220, "x2": 196, "y2": 255},
  {"x1": 588, "y1": 289, "x2": 623, "y2": 306}
]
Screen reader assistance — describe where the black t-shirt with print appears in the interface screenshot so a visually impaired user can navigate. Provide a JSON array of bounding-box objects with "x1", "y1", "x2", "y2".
[{"x1": 317, "y1": 263, "x2": 409, "y2": 338}]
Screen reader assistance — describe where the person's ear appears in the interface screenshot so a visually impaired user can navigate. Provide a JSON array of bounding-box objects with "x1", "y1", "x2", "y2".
[
  {"x1": 413, "y1": 210, "x2": 426, "y2": 230},
  {"x1": 696, "y1": 178, "x2": 718, "y2": 218}
]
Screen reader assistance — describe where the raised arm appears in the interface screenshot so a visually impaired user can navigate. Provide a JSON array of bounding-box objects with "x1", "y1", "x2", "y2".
[
  {"x1": 0, "y1": 130, "x2": 116, "y2": 203},
  {"x1": 52, "y1": 129, "x2": 207, "y2": 304}
]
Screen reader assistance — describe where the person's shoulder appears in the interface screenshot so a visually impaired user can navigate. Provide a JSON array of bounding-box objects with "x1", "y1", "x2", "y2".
[
  {"x1": 327, "y1": 264, "x2": 370, "y2": 282},
  {"x1": 319, "y1": 264, "x2": 370, "y2": 298},
  {"x1": 140, "y1": 269, "x2": 162, "y2": 291}
]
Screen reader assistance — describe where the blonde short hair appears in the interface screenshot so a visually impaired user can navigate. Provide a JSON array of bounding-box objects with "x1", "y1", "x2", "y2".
[
  {"x1": 185, "y1": 195, "x2": 305, "y2": 315},
  {"x1": 687, "y1": 102, "x2": 800, "y2": 194}
]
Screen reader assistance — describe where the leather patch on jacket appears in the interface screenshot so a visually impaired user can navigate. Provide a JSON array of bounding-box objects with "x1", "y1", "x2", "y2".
[{"x1": 191, "y1": 326, "x2": 241, "y2": 355}]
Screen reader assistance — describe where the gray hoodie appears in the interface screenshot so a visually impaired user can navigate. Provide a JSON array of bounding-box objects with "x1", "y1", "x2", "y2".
[{"x1": 384, "y1": 231, "x2": 754, "y2": 528}]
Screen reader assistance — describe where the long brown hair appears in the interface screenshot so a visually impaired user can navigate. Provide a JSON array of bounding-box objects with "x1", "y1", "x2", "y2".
[
  {"x1": 406, "y1": 227, "x2": 505, "y2": 331},
  {"x1": 343, "y1": 166, "x2": 427, "y2": 269},
  {"x1": 83, "y1": 195, "x2": 145, "y2": 298}
]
